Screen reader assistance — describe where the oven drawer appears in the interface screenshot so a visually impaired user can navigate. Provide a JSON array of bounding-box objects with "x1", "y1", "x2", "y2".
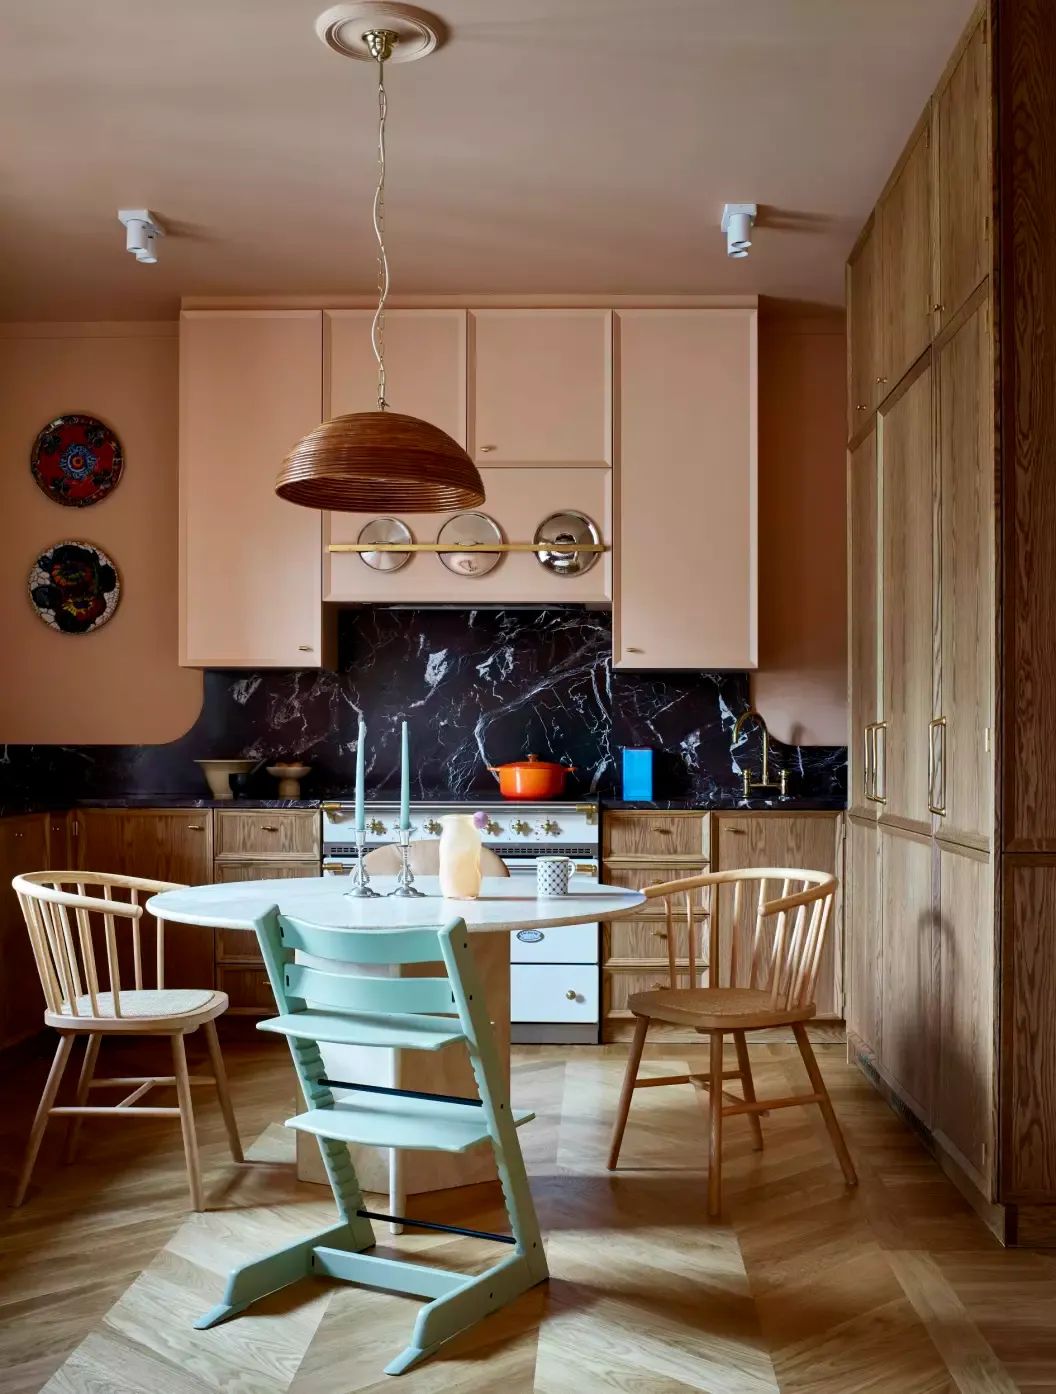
[
  {"x1": 510, "y1": 963, "x2": 599, "y2": 1023},
  {"x1": 509, "y1": 922, "x2": 598, "y2": 963}
]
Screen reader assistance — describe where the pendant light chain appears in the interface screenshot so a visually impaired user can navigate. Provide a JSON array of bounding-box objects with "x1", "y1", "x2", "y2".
[{"x1": 367, "y1": 31, "x2": 397, "y2": 412}]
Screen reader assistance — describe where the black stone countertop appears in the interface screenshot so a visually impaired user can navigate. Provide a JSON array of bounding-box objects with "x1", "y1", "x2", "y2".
[
  {"x1": 3, "y1": 793, "x2": 846, "y2": 819},
  {"x1": 601, "y1": 796, "x2": 847, "y2": 812}
]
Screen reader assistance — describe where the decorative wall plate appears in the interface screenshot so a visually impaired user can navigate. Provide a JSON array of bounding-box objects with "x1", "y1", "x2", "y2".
[
  {"x1": 534, "y1": 510, "x2": 601, "y2": 575},
  {"x1": 28, "y1": 540, "x2": 120, "y2": 634},
  {"x1": 30, "y1": 414, "x2": 124, "y2": 507},
  {"x1": 437, "y1": 511, "x2": 503, "y2": 577},
  {"x1": 358, "y1": 516, "x2": 413, "y2": 571}
]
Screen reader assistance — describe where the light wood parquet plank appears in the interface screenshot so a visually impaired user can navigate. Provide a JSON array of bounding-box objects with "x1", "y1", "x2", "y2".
[{"x1": 5, "y1": 1038, "x2": 1056, "y2": 1393}]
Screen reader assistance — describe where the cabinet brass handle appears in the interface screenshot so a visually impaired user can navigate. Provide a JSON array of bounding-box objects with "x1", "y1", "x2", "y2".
[
  {"x1": 928, "y1": 717, "x2": 947, "y2": 816},
  {"x1": 565, "y1": 989, "x2": 578, "y2": 1001},
  {"x1": 298, "y1": 645, "x2": 313, "y2": 652},
  {"x1": 261, "y1": 825, "x2": 279, "y2": 832},
  {"x1": 188, "y1": 823, "x2": 204, "y2": 831}
]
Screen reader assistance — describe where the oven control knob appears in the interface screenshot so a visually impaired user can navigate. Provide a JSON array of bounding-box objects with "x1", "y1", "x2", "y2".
[
  {"x1": 512, "y1": 819, "x2": 531, "y2": 836},
  {"x1": 542, "y1": 819, "x2": 560, "y2": 836},
  {"x1": 424, "y1": 818, "x2": 442, "y2": 836},
  {"x1": 484, "y1": 817, "x2": 501, "y2": 836},
  {"x1": 368, "y1": 818, "x2": 387, "y2": 835}
]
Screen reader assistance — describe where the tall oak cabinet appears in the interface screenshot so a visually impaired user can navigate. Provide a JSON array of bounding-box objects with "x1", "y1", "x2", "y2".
[{"x1": 845, "y1": 0, "x2": 1056, "y2": 1244}]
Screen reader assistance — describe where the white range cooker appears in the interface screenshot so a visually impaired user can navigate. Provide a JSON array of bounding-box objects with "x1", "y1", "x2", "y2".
[{"x1": 321, "y1": 799, "x2": 601, "y2": 1043}]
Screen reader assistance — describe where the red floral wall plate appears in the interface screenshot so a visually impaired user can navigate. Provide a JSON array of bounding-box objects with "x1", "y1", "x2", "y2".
[
  {"x1": 28, "y1": 540, "x2": 121, "y2": 634},
  {"x1": 30, "y1": 414, "x2": 124, "y2": 506}
]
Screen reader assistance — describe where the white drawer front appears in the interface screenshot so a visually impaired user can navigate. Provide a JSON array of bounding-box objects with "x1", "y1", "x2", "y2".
[
  {"x1": 509, "y1": 922, "x2": 598, "y2": 963},
  {"x1": 510, "y1": 964, "x2": 599, "y2": 1023}
]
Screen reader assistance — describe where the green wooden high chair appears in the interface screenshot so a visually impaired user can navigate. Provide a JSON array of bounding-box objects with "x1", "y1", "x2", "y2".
[{"x1": 195, "y1": 908, "x2": 548, "y2": 1376}]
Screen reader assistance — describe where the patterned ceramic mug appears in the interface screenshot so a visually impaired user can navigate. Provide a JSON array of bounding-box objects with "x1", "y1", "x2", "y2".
[{"x1": 536, "y1": 856, "x2": 593, "y2": 897}]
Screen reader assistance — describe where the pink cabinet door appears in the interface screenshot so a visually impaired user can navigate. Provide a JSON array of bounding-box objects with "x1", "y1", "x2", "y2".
[
  {"x1": 180, "y1": 310, "x2": 323, "y2": 667},
  {"x1": 325, "y1": 309, "x2": 466, "y2": 443},
  {"x1": 469, "y1": 309, "x2": 612, "y2": 467},
  {"x1": 614, "y1": 309, "x2": 758, "y2": 670}
]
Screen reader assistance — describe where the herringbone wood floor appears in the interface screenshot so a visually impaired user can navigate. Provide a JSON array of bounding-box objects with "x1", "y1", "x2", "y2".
[{"x1": 2, "y1": 1029, "x2": 1055, "y2": 1393}]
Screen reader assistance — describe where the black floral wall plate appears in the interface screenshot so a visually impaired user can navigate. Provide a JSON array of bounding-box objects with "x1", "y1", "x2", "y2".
[
  {"x1": 28, "y1": 540, "x2": 121, "y2": 634},
  {"x1": 30, "y1": 414, "x2": 124, "y2": 506}
]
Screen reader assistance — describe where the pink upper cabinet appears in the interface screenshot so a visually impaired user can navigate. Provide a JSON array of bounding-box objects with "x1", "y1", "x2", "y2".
[
  {"x1": 326, "y1": 309, "x2": 467, "y2": 444},
  {"x1": 469, "y1": 309, "x2": 612, "y2": 468},
  {"x1": 613, "y1": 308, "x2": 758, "y2": 671},
  {"x1": 179, "y1": 310, "x2": 325, "y2": 668}
]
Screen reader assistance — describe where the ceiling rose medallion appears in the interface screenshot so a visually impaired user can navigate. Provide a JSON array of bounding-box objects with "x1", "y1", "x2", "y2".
[{"x1": 276, "y1": 4, "x2": 484, "y2": 514}]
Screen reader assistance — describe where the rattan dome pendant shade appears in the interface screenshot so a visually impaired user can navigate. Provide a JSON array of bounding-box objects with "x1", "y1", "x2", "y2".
[{"x1": 275, "y1": 410, "x2": 486, "y2": 512}]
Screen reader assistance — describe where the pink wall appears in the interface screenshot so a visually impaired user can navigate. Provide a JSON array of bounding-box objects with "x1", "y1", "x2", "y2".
[
  {"x1": 0, "y1": 323, "x2": 203, "y2": 744},
  {"x1": 753, "y1": 313, "x2": 848, "y2": 745}
]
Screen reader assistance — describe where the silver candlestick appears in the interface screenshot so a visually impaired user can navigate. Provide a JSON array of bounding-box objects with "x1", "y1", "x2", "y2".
[
  {"x1": 389, "y1": 825, "x2": 426, "y2": 897},
  {"x1": 344, "y1": 827, "x2": 380, "y2": 898}
]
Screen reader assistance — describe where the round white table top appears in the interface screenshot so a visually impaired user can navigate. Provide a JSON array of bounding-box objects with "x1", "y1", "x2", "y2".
[{"x1": 146, "y1": 875, "x2": 646, "y2": 934}]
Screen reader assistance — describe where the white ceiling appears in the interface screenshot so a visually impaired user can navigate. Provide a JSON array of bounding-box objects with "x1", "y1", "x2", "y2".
[{"x1": 0, "y1": 0, "x2": 977, "y2": 320}]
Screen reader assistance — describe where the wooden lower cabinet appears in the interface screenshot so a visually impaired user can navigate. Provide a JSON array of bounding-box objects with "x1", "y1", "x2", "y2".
[
  {"x1": 0, "y1": 813, "x2": 50, "y2": 1048},
  {"x1": 845, "y1": 816, "x2": 882, "y2": 1057},
  {"x1": 936, "y1": 842, "x2": 994, "y2": 1193},
  {"x1": 600, "y1": 809, "x2": 842, "y2": 1040},
  {"x1": 878, "y1": 825, "x2": 936, "y2": 1126},
  {"x1": 713, "y1": 812, "x2": 843, "y2": 1018},
  {"x1": 212, "y1": 857, "x2": 321, "y2": 1012},
  {"x1": 601, "y1": 810, "x2": 710, "y2": 1040},
  {"x1": 73, "y1": 808, "x2": 215, "y2": 990}
]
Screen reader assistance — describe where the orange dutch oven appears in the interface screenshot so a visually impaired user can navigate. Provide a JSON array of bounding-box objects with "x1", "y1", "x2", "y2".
[{"x1": 487, "y1": 754, "x2": 575, "y2": 800}]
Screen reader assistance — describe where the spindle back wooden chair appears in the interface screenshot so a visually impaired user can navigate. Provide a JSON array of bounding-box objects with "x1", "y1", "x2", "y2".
[
  {"x1": 607, "y1": 867, "x2": 855, "y2": 1217},
  {"x1": 195, "y1": 907, "x2": 547, "y2": 1376},
  {"x1": 11, "y1": 870, "x2": 242, "y2": 1210}
]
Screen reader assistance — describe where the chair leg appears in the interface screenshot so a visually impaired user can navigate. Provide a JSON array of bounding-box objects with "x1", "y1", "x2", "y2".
[
  {"x1": 732, "y1": 1031, "x2": 764, "y2": 1152},
  {"x1": 63, "y1": 1034, "x2": 101, "y2": 1165},
  {"x1": 792, "y1": 1022, "x2": 857, "y2": 1187},
  {"x1": 607, "y1": 1012, "x2": 649, "y2": 1170},
  {"x1": 202, "y1": 1019, "x2": 243, "y2": 1163},
  {"x1": 13, "y1": 1034, "x2": 76, "y2": 1206},
  {"x1": 707, "y1": 1031, "x2": 724, "y2": 1218},
  {"x1": 171, "y1": 1032, "x2": 205, "y2": 1212}
]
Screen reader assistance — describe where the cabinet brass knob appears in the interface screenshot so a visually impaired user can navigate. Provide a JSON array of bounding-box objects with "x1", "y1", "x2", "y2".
[
  {"x1": 565, "y1": 989, "x2": 578, "y2": 1001},
  {"x1": 933, "y1": 303, "x2": 944, "y2": 313}
]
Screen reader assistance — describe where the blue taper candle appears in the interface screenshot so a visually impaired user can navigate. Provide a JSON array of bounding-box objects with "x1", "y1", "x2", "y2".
[
  {"x1": 399, "y1": 720, "x2": 411, "y2": 831},
  {"x1": 354, "y1": 719, "x2": 366, "y2": 832}
]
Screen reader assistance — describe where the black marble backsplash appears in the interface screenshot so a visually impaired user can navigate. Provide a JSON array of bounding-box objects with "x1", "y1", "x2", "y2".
[{"x1": 0, "y1": 608, "x2": 846, "y2": 805}]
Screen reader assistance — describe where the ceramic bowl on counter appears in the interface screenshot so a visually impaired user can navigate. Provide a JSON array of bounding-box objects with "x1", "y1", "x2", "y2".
[{"x1": 194, "y1": 759, "x2": 257, "y2": 800}]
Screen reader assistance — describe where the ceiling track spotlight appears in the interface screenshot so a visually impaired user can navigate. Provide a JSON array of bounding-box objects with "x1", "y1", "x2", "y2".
[
  {"x1": 117, "y1": 208, "x2": 166, "y2": 264},
  {"x1": 721, "y1": 203, "x2": 757, "y2": 259}
]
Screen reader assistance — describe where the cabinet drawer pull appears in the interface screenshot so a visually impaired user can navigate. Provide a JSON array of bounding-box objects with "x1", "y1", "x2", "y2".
[
  {"x1": 261, "y1": 825, "x2": 279, "y2": 832},
  {"x1": 297, "y1": 645, "x2": 313, "y2": 653},
  {"x1": 626, "y1": 646, "x2": 644, "y2": 654},
  {"x1": 479, "y1": 444, "x2": 497, "y2": 453},
  {"x1": 188, "y1": 823, "x2": 205, "y2": 831}
]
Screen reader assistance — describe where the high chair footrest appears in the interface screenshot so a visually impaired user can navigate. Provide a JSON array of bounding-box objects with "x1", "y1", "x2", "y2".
[
  {"x1": 286, "y1": 1096, "x2": 534, "y2": 1153},
  {"x1": 257, "y1": 1009, "x2": 466, "y2": 1051}
]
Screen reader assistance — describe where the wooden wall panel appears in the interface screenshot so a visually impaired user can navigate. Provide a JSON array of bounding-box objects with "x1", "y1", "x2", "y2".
[
  {"x1": 999, "y1": 0, "x2": 1056, "y2": 851},
  {"x1": 1003, "y1": 864, "x2": 1056, "y2": 1198}
]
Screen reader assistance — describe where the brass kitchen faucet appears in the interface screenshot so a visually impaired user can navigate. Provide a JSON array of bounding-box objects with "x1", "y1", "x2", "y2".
[{"x1": 731, "y1": 708, "x2": 789, "y2": 798}]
